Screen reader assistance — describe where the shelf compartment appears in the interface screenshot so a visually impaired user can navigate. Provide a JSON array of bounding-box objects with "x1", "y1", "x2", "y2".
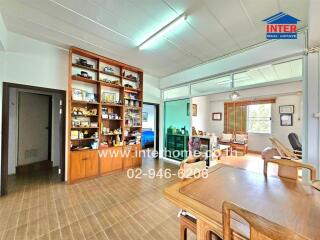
[
  {"x1": 124, "y1": 98, "x2": 142, "y2": 102},
  {"x1": 72, "y1": 63, "x2": 98, "y2": 72},
  {"x1": 124, "y1": 87, "x2": 141, "y2": 93},
  {"x1": 101, "y1": 118, "x2": 123, "y2": 121},
  {"x1": 124, "y1": 106, "x2": 142, "y2": 110},
  {"x1": 71, "y1": 137, "x2": 98, "y2": 141},
  {"x1": 99, "y1": 81, "x2": 123, "y2": 89},
  {"x1": 72, "y1": 100, "x2": 100, "y2": 105},
  {"x1": 100, "y1": 71, "x2": 121, "y2": 78},
  {"x1": 122, "y1": 76, "x2": 138, "y2": 82},
  {"x1": 101, "y1": 103, "x2": 124, "y2": 107},
  {"x1": 101, "y1": 133, "x2": 122, "y2": 136},
  {"x1": 72, "y1": 76, "x2": 98, "y2": 84},
  {"x1": 71, "y1": 127, "x2": 99, "y2": 129},
  {"x1": 72, "y1": 114, "x2": 99, "y2": 117}
]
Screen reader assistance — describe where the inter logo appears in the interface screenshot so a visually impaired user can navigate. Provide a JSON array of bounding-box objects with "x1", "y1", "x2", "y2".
[{"x1": 263, "y1": 12, "x2": 300, "y2": 39}]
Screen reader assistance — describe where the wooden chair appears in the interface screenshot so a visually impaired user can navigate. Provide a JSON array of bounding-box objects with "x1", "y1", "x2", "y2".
[
  {"x1": 264, "y1": 158, "x2": 317, "y2": 181},
  {"x1": 180, "y1": 214, "x2": 197, "y2": 240},
  {"x1": 222, "y1": 201, "x2": 308, "y2": 240},
  {"x1": 269, "y1": 137, "x2": 301, "y2": 160}
]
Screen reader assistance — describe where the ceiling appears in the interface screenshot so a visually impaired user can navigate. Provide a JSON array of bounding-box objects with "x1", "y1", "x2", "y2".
[{"x1": 0, "y1": 0, "x2": 308, "y2": 77}]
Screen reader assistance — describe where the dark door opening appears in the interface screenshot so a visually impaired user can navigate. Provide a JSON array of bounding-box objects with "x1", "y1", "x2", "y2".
[
  {"x1": 1, "y1": 83, "x2": 66, "y2": 196},
  {"x1": 142, "y1": 102, "x2": 159, "y2": 158}
]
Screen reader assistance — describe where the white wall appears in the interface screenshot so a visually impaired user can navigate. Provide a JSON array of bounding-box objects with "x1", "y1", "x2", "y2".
[
  {"x1": 191, "y1": 96, "x2": 209, "y2": 132},
  {"x1": 144, "y1": 74, "x2": 160, "y2": 103},
  {"x1": 207, "y1": 101, "x2": 224, "y2": 135},
  {"x1": 0, "y1": 13, "x2": 7, "y2": 50}
]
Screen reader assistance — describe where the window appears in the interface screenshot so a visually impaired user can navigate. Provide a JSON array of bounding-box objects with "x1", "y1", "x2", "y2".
[
  {"x1": 247, "y1": 104, "x2": 271, "y2": 134},
  {"x1": 163, "y1": 85, "x2": 189, "y2": 100}
]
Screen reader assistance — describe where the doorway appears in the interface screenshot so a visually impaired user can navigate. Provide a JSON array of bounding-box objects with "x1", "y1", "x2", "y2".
[
  {"x1": 16, "y1": 92, "x2": 52, "y2": 174},
  {"x1": 1, "y1": 83, "x2": 66, "y2": 196},
  {"x1": 142, "y1": 102, "x2": 159, "y2": 157}
]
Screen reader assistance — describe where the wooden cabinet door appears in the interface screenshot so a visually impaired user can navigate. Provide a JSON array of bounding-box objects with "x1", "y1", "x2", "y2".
[
  {"x1": 100, "y1": 155, "x2": 112, "y2": 174},
  {"x1": 123, "y1": 146, "x2": 133, "y2": 168},
  {"x1": 70, "y1": 151, "x2": 86, "y2": 181},
  {"x1": 84, "y1": 151, "x2": 99, "y2": 178},
  {"x1": 132, "y1": 145, "x2": 142, "y2": 167},
  {"x1": 112, "y1": 147, "x2": 123, "y2": 171}
]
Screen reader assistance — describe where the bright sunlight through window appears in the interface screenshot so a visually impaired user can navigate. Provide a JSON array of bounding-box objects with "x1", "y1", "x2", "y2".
[{"x1": 247, "y1": 104, "x2": 272, "y2": 134}]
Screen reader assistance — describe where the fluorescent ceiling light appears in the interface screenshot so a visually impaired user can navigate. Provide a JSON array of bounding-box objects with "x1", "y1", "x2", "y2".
[{"x1": 139, "y1": 13, "x2": 187, "y2": 50}]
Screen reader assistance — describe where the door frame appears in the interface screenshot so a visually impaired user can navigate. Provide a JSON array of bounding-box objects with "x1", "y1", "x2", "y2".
[
  {"x1": 143, "y1": 102, "x2": 160, "y2": 158},
  {"x1": 1, "y1": 82, "x2": 66, "y2": 196}
]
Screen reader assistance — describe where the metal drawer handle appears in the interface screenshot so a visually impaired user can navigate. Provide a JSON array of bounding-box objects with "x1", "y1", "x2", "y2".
[{"x1": 82, "y1": 157, "x2": 88, "y2": 160}]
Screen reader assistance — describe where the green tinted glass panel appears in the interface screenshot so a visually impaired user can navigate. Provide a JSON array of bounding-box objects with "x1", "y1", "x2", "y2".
[{"x1": 164, "y1": 99, "x2": 190, "y2": 161}]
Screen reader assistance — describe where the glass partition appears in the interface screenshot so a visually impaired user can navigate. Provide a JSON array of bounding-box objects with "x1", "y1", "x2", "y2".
[
  {"x1": 164, "y1": 99, "x2": 190, "y2": 161},
  {"x1": 163, "y1": 85, "x2": 189, "y2": 100},
  {"x1": 191, "y1": 75, "x2": 231, "y2": 96}
]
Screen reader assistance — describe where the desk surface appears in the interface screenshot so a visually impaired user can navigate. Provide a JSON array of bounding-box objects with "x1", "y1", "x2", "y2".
[{"x1": 164, "y1": 164, "x2": 320, "y2": 239}]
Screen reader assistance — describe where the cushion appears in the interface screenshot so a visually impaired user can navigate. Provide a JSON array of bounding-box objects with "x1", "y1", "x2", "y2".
[
  {"x1": 221, "y1": 133, "x2": 233, "y2": 142},
  {"x1": 235, "y1": 134, "x2": 247, "y2": 144}
]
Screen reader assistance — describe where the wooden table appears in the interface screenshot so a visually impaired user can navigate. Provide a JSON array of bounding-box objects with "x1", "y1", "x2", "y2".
[{"x1": 164, "y1": 164, "x2": 320, "y2": 240}]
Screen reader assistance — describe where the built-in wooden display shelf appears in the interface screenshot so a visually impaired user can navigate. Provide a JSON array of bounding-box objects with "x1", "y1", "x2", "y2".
[
  {"x1": 72, "y1": 100, "x2": 100, "y2": 105},
  {"x1": 72, "y1": 63, "x2": 98, "y2": 72},
  {"x1": 72, "y1": 76, "x2": 97, "y2": 84},
  {"x1": 101, "y1": 103, "x2": 124, "y2": 107},
  {"x1": 99, "y1": 81, "x2": 123, "y2": 89},
  {"x1": 99, "y1": 71, "x2": 121, "y2": 78},
  {"x1": 124, "y1": 87, "x2": 141, "y2": 93},
  {"x1": 69, "y1": 47, "x2": 143, "y2": 183},
  {"x1": 71, "y1": 137, "x2": 98, "y2": 141},
  {"x1": 72, "y1": 126, "x2": 99, "y2": 129}
]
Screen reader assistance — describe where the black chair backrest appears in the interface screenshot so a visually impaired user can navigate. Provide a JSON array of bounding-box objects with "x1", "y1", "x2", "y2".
[{"x1": 288, "y1": 133, "x2": 302, "y2": 151}]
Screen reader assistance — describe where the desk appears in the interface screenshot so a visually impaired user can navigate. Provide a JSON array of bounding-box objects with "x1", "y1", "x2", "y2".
[{"x1": 164, "y1": 164, "x2": 320, "y2": 240}]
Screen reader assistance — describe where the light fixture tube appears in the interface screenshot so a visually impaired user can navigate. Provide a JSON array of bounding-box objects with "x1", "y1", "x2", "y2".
[{"x1": 138, "y1": 13, "x2": 187, "y2": 50}]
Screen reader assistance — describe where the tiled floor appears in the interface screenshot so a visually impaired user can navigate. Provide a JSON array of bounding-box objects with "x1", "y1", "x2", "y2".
[
  {"x1": 1, "y1": 157, "x2": 186, "y2": 240},
  {"x1": 0, "y1": 153, "x2": 269, "y2": 240}
]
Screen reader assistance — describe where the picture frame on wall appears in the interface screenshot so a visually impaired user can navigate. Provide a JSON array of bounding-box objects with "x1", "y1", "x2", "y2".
[
  {"x1": 279, "y1": 105, "x2": 294, "y2": 114},
  {"x1": 192, "y1": 104, "x2": 197, "y2": 116},
  {"x1": 280, "y1": 114, "x2": 293, "y2": 126},
  {"x1": 212, "y1": 112, "x2": 222, "y2": 121}
]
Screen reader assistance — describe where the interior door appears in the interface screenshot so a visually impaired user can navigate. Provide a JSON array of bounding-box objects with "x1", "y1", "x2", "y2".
[{"x1": 18, "y1": 92, "x2": 51, "y2": 166}]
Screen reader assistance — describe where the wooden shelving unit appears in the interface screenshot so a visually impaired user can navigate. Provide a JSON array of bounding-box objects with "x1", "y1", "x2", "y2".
[{"x1": 68, "y1": 47, "x2": 143, "y2": 183}]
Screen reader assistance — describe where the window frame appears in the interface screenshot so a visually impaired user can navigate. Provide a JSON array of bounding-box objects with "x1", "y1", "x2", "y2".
[{"x1": 246, "y1": 103, "x2": 272, "y2": 134}]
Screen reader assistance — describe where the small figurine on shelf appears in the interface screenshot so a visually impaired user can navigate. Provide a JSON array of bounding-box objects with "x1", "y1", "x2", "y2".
[{"x1": 77, "y1": 58, "x2": 93, "y2": 69}]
